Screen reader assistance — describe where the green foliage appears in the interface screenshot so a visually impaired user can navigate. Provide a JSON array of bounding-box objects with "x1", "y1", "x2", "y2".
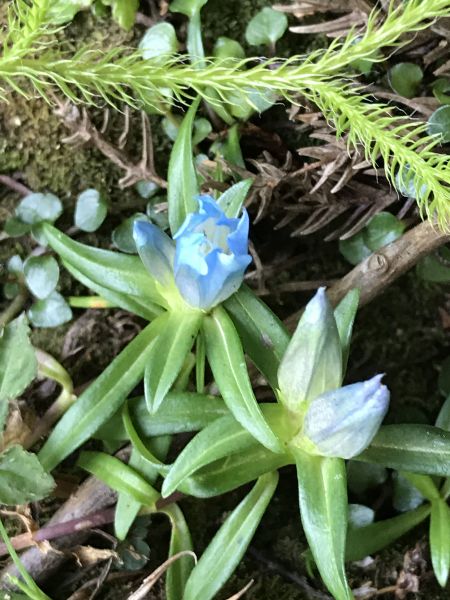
[
  {"x1": 340, "y1": 212, "x2": 406, "y2": 265},
  {"x1": 24, "y1": 255, "x2": 59, "y2": 300},
  {"x1": 2, "y1": 1, "x2": 450, "y2": 222},
  {"x1": 74, "y1": 188, "x2": 108, "y2": 232},
  {"x1": 245, "y1": 7, "x2": 288, "y2": 48},
  {"x1": 428, "y1": 105, "x2": 450, "y2": 143},
  {"x1": 0, "y1": 315, "x2": 36, "y2": 425},
  {"x1": 388, "y1": 62, "x2": 423, "y2": 98},
  {"x1": 0, "y1": 445, "x2": 54, "y2": 505}
]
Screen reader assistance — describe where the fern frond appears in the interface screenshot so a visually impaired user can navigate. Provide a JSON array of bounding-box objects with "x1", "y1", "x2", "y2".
[
  {"x1": 304, "y1": 81, "x2": 450, "y2": 229},
  {"x1": 311, "y1": 0, "x2": 450, "y2": 77},
  {"x1": 4, "y1": 0, "x2": 58, "y2": 59}
]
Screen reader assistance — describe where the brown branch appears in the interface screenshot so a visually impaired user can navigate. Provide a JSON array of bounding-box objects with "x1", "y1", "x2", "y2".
[
  {"x1": 285, "y1": 219, "x2": 450, "y2": 330},
  {"x1": 0, "y1": 175, "x2": 32, "y2": 197}
]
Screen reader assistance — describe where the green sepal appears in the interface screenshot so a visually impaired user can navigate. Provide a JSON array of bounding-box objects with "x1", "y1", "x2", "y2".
[
  {"x1": 203, "y1": 306, "x2": 283, "y2": 453},
  {"x1": 78, "y1": 451, "x2": 160, "y2": 508},
  {"x1": 144, "y1": 310, "x2": 203, "y2": 413},
  {"x1": 183, "y1": 472, "x2": 278, "y2": 600},
  {"x1": 39, "y1": 315, "x2": 167, "y2": 471},
  {"x1": 294, "y1": 449, "x2": 352, "y2": 600}
]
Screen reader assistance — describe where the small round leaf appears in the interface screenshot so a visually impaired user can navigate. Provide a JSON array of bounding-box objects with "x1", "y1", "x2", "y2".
[
  {"x1": 363, "y1": 212, "x2": 405, "y2": 252},
  {"x1": 428, "y1": 106, "x2": 450, "y2": 143},
  {"x1": 213, "y1": 37, "x2": 245, "y2": 60},
  {"x1": 433, "y1": 78, "x2": 450, "y2": 105},
  {"x1": 24, "y1": 255, "x2": 60, "y2": 300},
  {"x1": 135, "y1": 180, "x2": 160, "y2": 199},
  {"x1": 139, "y1": 22, "x2": 179, "y2": 62},
  {"x1": 4, "y1": 217, "x2": 31, "y2": 237},
  {"x1": 170, "y1": 0, "x2": 208, "y2": 18},
  {"x1": 388, "y1": 62, "x2": 423, "y2": 98},
  {"x1": 16, "y1": 193, "x2": 63, "y2": 225},
  {"x1": 28, "y1": 291, "x2": 72, "y2": 328},
  {"x1": 75, "y1": 188, "x2": 108, "y2": 232},
  {"x1": 245, "y1": 7, "x2": 288, "y2": 47},
  {"x1": 112, "y1": 213, "x2": 148, "y2": 253},
  {"x1": 339, "y1": 231, "x2": 372, "y2": 265}
]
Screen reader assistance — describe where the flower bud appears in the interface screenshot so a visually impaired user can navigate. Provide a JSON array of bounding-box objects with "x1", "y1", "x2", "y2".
[
  {"x1": 302, "y1": 375, "x2": 390, "y2": 459},
  {"x1": 278, "y1": 288, "x2": 342, "y2": 413}
]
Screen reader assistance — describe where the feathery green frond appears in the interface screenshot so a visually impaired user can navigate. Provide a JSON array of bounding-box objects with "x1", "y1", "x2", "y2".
[
  {"x1": 304, "y1": 81, "x2": 450, "y2": 229},
  {"x1": 2, "y1": 0, "x2": 450, "y2": 225},
  {"x1": 312, "y1": 0, "x2": 450, "y2": 77}
]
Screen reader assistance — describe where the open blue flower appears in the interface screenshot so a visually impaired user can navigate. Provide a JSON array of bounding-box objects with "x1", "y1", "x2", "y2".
[{"x1": 133, "y1": 195, "x2": 252, "y2": 310}]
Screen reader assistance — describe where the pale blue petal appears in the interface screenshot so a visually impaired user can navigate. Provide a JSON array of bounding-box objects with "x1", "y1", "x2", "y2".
[
  {"x1": 133, "y1": 220, "x2": 175, "y2": 285},
  {"x1": 303, "y1": 375, "x2": 390, "y2": 459}
]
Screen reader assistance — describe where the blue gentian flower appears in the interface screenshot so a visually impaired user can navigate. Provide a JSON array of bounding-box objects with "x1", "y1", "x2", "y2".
[
  {"x1": 133, "y1": 195, "x2": 252, "y2": 310},
  {"x1": 302, "y1": 374, "x2": 390, "y2": 459}
]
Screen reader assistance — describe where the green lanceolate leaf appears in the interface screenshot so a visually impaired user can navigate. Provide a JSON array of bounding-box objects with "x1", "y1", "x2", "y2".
[
  {"x1": 95, "y1": 392, "x2": 228, "y2": 441},
  {"x1": 122, "y1": 402, "x2": 169, "y2": 476},
  {"x1": 161, "y1": 503, "x2": 195, "y2": 600},
  {"x1": 224, "y1": 284, "x2": 290, "y2": 388},
  {"x1": 224, "y1": 287, "x2": 289, "y2": 389},
  {"x1": 163, "y1": 403, "x2": 295, "y2": 497},
  {"x1": 183, "y1": 472, "x2": 278, "y2": 600},
  {"x1": 168, "y1": 98, "x2": 200, "y2": 235},
  {"x1": 0, "y1": 315, "x2": 37, "y2": 431},
  {"x1": 346, "y1": 504, "x2": 431, "y2": 561},
  {"x1": 144, "y1": 310, "x2": 202, "y2": 413},
  {"x1": 400, "y1": 472, "x2": 440, "y2": 502},
  {"x1": 203, "y1": 306, "x2": 283, "y2": 453},
  {"x1": 115, "y1": 436, "x2": 171, "y2": 540},
  {"x1": 162, "y1": 414, "x2": 257, "y2": 497},
  {"x1": 42, "y1": 223, "x2": 164, "y2": 306},
  {"x1": 39, "y1": 315, "x2": 168, "y2": 471},
  {"x1": 78, "y1": 451, "x2": 160, "y2": 507},
  {"x1": 217, "y1": 179, "x2": 253, "y2": 218},
  {"x1": 294, "y1": 449, "x2": 352, "y2": 600},
  {"x1": 63, "y1": 260, "x2": 161, "y2": 321},
  {"x1": 356, "y1": 425, "x2": 450, "y2": 477},
  {"x1": 334, "y1": 289, "x2": 360, "y2": 373},
  {"x1": 0, "y1": 446, "x2": 54, "y2": 505},
  {"x1": 182, "y1": 445, "x2": 291, "y2": 498},
  {"x1": 430, "y1": 499, "x2": 450, "y2": 587}
]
